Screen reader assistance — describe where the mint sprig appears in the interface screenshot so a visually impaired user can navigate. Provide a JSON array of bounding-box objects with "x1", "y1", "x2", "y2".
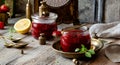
[
  {"x1": 85, "y1": 52, "x2": 92, "y2": 58},
  {"x1": 8, "y1": 27, "x2": 16, "y2": 40},
  {"x1": 75, "y1": 44, "x2": 95, "y2": 58},
  {"x1": 88, "y1": 49, "x2": 95, "y2": 55},
  {"x1": 8, "y1": 27, "x2": 16, "y2": 33}
]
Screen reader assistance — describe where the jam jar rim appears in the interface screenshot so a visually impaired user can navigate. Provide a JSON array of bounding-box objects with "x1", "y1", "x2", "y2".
[
  {"x1": 31, "y1": 12, "x2": 58, "y2": 24},
  {"x1": 31, "y1": 12, "x2": 58, "y2": 20}
]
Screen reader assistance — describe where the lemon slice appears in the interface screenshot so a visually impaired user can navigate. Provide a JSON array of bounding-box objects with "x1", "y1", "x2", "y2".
[{"x1": 14, "y1": 18, "x2": 31, "y2": 34}]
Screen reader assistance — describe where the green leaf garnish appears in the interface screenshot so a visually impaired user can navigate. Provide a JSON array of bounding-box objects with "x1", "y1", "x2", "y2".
[
  {"x1": 80, "y1": 44, "x2": 88, "y2": 52},
  {"x1": 7, "y1": 27, "x2": 16, "y2": 40},
  {"x1": 75, "y1": 44, "x2": 95, "y2": 58},
  {"x1": 85, "y1": 52, "x2": 92, "y2": 58},
  {"x1": 88, "y1": 49, "x2": 95, "y2": 55},
  {"x1": 81, "y1": 44, "x2": 85, "y2": 48},
  {"x1": 8, "y1": 27, "x2": 16, "y2": 33},
  {"x1": 80, "y1": 47, "x2": 86, "y2": 53},
  {"x1": 75, "y1": 48, "x2": 80, "y2": 52}
]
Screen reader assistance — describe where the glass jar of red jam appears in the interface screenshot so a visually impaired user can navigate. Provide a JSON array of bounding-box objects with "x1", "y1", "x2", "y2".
[
  {"x1": 31, "y1": 13, "x2": 58, "y2": 40},
  {"x1": 60, "y1": 29, "x2": 91, "y2": 52}
]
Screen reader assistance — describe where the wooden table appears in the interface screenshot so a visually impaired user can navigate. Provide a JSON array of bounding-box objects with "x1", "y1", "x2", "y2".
[{"x1": 0, "y1": 18, "x2": 120, "y2": 65}]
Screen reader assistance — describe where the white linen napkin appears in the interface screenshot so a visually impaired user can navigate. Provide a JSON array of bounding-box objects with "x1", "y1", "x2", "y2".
[{"x1": 89, "y1": 21, "x2": 120, "y2": 38}]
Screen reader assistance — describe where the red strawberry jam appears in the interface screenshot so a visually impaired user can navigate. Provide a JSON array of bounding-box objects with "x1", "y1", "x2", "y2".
[
  {"x1": 60, "y1": 30, "x2": 91, "y2": 52},
  {"x1": 31, "y1": 13, "x2": 58, "y2": 40},
  {"x1": 31, "y1": 22, "x2": 57, "y2": 40}
]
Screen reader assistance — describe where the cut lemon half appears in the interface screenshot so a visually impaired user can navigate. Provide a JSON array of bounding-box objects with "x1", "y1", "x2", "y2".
[{"x1": 14, "y1": 18, "x2": 31, "y2": 34}]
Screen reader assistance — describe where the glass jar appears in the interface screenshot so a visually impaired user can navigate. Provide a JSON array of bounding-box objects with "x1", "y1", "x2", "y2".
[
  {"x1": 31, "y1": 12, "x2": 58, "y2": 40},
  {"x1": 60, "y1": 29, "x2": 91, "y2": 52}
]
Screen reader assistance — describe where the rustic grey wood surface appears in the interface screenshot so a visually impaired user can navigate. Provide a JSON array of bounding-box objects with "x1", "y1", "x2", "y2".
[
  {"x1": 0, "y1": 18, "x2": 75, "y2": 65},
  {"x1": 0, "y1": 27, "x2": 74, "y2": 65},
  {"x1": 0, "y1": 18, "x2": 120, "y2": 65}
]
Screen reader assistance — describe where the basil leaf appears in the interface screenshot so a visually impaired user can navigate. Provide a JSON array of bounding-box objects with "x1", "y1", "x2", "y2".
[
  {"x1": 85, "y1": 52, "x2": 92, "y2": 58},
  {"x1": 88, "y1": 49, "x2": 95, "y2": 55},
  {"x1": 75, "y1": 48, "x2": 80, "y2": 52}
]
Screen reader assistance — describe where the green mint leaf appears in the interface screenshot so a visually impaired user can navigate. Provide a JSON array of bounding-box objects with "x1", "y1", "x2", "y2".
[
  {"x1": 81, "y1": 44, "x2": 85, "y2": 48},
  {"x1": 80, "y1": 48, "x2": 86, "y2": 53},
  {"x1": 75, "y1": 48, "x2": 80, "y2": 52},
  {"x1": 8, "y1": 27, "x2": 16, "y2": 33},
  {"x1": 81, "y1": 44, "x2": 88, "y2": 50},
  {"x1": 88, "y1": 49, "x2": 95, "y2": 55},
  {"x1": 11, "y1": 28, "x2": 16, "y2": 33},
  {"x1": 85, "y1": 52, "x2": 92, "y2": 58},
  {"x1": 78, "y1": 44, "x2": 88, "y2": 53},
  {"x1": 84, "y1": 47, "x2": 88, "y2": 51}
]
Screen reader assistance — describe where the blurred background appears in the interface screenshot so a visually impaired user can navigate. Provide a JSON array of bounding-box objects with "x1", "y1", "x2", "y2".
[{"x1": 0, "y1": 0, "x2": 120, "y2": 24}]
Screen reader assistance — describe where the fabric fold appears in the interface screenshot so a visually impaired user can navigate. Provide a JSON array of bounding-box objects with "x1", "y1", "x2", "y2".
[{"x1": 89, "y1": 21, "x2": 120, "y2": 38}]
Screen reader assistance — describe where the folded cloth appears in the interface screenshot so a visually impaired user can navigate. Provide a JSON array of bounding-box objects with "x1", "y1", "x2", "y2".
[{"x1": 89, "y1": 21, "x2": 120, "y2": 38}]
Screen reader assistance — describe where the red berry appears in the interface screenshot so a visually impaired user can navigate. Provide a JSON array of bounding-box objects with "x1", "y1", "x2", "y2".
[
  {"x1": 52, "y1": 31, "x2": 62, "y2": 37},
  {"x1": 0, "y1": 21, "x2": 4, "y2": 29},
  {"x1": 0, "y1": 4, "x2": 9, "y2": 13}
]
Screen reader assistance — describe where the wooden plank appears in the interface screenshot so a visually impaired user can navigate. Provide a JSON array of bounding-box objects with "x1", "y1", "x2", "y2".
[
  {"x1": 8, "y1": 46, "x2": 74, "y2": 65},
  {"x1": 0, "y1": 34, "x2": 23, "y2": 65},
  {"x1": 0, "y1": 29, "x2": 8, "y2": 35},
  {"x1": 0, "y1": 48, "x2": 22, "y2": 65},
  {"x1": 7, "y1": 46, "x2": 51, "y2": 65},
  {"x1": 0, "y1": 39, "x2": 6, "y2": 50},
  {"x1": 23, "y1": 48, "x2": 74, "y2": 65}
]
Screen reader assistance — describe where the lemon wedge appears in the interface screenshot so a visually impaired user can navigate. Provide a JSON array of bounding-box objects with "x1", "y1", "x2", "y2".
[{"x1": 14, "y1": 18, "x2": 31, "y2": 34}]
